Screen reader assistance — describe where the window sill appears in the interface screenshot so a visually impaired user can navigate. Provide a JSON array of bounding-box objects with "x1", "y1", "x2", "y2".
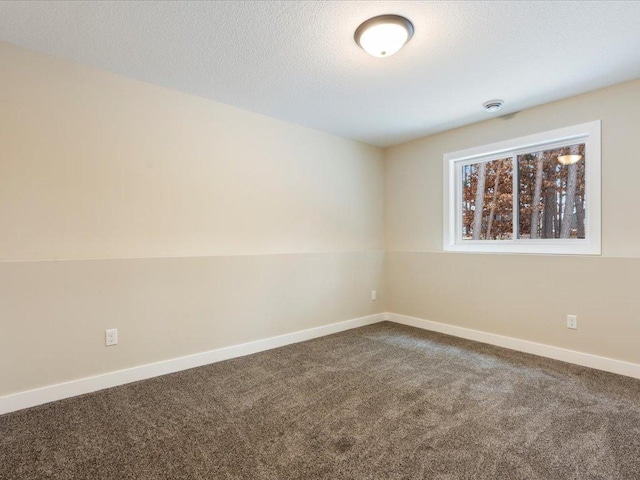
[{"x1": 443, "y1": 241, "x2": 601, "y2": 255}]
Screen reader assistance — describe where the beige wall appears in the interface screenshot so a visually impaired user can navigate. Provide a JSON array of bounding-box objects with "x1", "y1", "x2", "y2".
[
  {"x1": 0, "y1": 43, "x2": 383, "y2": 261},
  {"x1": 4, "y1": 38, "x2": 639, "y2": 399},
  {"x1": 0, "y1": 252, "x2": 384, "y2": 395},
  {"x1": 385, "y1": 79, "x2": 640, "y2": 365},
  {"x1": 0, "y1": 43, "x2": 385, "y2": 396}
]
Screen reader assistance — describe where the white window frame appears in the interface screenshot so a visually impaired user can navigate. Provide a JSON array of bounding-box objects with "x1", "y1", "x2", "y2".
[{"x1": 443, "y1": 121, "x2": 601, "y2": 255}]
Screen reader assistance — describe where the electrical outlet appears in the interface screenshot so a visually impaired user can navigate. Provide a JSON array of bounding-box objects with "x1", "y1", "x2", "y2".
[
  {"x1": 105, "y1": 328, "x2": 118, "y2": 346},
  {"x1": 566, "y1": 315, "x2": 578, "y2": 330},
  {"x1": 371, "y1": 290, "x2": 377, "y2": 301}
]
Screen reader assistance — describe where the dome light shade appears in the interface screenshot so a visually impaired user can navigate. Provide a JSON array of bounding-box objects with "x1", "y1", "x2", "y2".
[
  {"x1": 355, "y1": 15, "x2": 414, "y2": 58},
  {"x1": 557, "y1": 154, "x2": 583, "y2": 165}
]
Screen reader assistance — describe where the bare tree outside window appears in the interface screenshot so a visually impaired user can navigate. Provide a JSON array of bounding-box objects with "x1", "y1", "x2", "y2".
[
  {"x1": 445, "y1": 122, "x2": 599, "y2": 255},
  {"x1": 461, "y1": 158, "x2": 513, "y2": 240},
  {"x1": 517, "y1": 143, "x2": 586, "y2": 239}
]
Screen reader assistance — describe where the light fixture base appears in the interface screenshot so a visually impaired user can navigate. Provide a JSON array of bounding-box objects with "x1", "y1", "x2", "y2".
[{"x1": 355, "y1": 15, "x2": 414, "y2": 58}]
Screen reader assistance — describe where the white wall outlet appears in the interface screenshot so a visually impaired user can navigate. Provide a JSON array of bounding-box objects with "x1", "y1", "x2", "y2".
[
  {"x1": 105, "y1": 328, "x2": 118, "y2": 346},
  {"x1": 371, "y1": 290, "x2": 377, "y2": 301},
  {"x1": 567, "y1": 315, "x2": 578, "y2": 330}
]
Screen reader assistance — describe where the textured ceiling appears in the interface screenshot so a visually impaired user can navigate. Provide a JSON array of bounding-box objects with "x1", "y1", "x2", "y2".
[{"x1": 1, "y1": 1, "x2": 640, "y2": 147}]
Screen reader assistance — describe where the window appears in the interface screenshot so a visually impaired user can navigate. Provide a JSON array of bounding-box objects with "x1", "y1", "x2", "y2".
[{"x1": 444, "y1": 121, "x2": 601, "y2": 254}]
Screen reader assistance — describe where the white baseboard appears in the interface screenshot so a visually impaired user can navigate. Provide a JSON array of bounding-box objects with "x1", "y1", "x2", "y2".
[
  {"x1": 4, "y1": 311, "x2": 638, "y2": 416},
  {"x1": 388, "y1": 313, "x2": 640, "y2": 380},
  {"x1": 0, "y1": 312, "x2": 385, "y2": 415}
]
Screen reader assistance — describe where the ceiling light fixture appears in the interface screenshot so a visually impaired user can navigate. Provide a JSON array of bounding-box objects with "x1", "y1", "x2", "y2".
[
  {"x1": 354, "y1": 15, "x2": 414, "y2": 58},
  {"x1": 482, "y1": 99, "x2": 505, "y2": 113},
  {"x1": 557, "y1": 154, "x2": 583, "y2": 165}
]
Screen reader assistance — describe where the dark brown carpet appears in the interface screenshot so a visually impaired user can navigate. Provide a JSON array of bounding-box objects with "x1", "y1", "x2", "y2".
[{"x1": 2, "y1": 322, "x2": 640, "y2": 479}]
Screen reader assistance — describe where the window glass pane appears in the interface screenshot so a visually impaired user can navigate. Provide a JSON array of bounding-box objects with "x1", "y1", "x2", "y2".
[
  {"x1": 461, "y1": 157, "x2": 513, "y2": 240},
  {"x1": 517, "y1": 143, "x2": 586, "y2": 239}
]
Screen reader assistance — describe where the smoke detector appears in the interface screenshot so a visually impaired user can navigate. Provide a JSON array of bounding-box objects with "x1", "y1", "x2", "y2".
[{"x1": 482, "y1": 99, "x2": 504, "y2": 113}]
